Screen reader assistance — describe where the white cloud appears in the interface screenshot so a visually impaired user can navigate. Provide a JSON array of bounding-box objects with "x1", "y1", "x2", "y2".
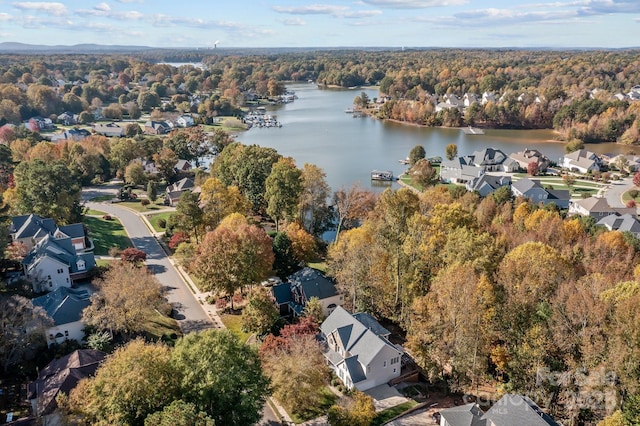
[
  {"x1": 95, "y1": 2, "x2": 111, "y2": 12},
  {"x1": 281, "y1": 17, "x2": 306, "y2": 26},
  {"x1": 359, "y1": 0, "x2": 468, "y2": 8},
  {"x1": 0, "y1": 12, "x2": 12, "y2": 20},
  {"x1": 75, "y1": 7, "x2": 143, "y2": 20},
  {"x1": 272, "y1": 4, "x2": 381, "y2": 18},
  {"x1": 11, "y1": 2, "x2": 67, "y2": 16}
]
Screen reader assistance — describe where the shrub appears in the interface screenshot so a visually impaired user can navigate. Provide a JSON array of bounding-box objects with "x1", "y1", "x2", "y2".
[
  {"x1": 215, "y1": 298, "x2": 227, "y2": 309},
  {"x1": 158, "y1": 218, "x2": 167, "y2": 228},
  {"x1": 141, "y1": 199, "x2": 150, "y2": 206},
  {"x1": 102, "y1": 214, "x2": 112, "y2": 220},
  {"x1": 629, "y1": 189, "x2": 640, "y2": 199}
]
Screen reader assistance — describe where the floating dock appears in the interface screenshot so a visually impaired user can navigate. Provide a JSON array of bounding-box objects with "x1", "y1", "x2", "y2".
[
  {"x1": 371, "y1": 170, "x2": 394, "y2": 181},
  {"x1": 462, "y1": 126, "x2": 485, "y2": 135}
]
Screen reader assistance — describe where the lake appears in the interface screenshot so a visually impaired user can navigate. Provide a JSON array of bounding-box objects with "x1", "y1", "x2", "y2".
[{"x1": 235, "y1": 83, "x2": 635, "y2": 191}]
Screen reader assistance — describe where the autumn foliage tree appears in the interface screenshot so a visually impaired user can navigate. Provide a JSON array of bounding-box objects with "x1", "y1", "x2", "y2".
[{"x1": 120, "y1": 247, "x2": 147, "y2": 264}]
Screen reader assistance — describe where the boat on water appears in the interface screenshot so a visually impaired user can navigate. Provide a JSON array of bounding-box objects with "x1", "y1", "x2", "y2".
[
  {"x1": 398, "y1": 157, "x2": 410, "y2": 165},
  {"x1": 371, "y1": 170, "x2": 394, "y2": 181},
  {"x1": 344, "y1": 107, "x2": 354, "y2": 113}
]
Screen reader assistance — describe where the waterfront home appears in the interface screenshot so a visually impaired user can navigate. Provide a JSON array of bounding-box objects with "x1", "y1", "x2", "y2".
[
  {"x1": 32, "y1": 287, "x2": 92, "y2": 346},
  {"x1": 568, "y1": 197, "x2": 637, "y2": 219},
  {"x1": 562, "y1": 149, "x2": 601, "y2": 174},
  {"x1": 439, "y1": 394, "x2": 560, "y2": 426},
  {"x1": 509, "y1": 148, "x2": 551, "y2": 172},
  {"x1": 481, "y1": 91, "x2": 497, "y2": 105},
  {"x1": 319, "y1": 306, "x2": 403, "y2": 391},
  {"x1": 470, "y1": 148, "x2": 519, "y2": 172},
  {"x1": 511, "y1": 178, "x2": 570, "y2": 209},
  {"x1": 440, "y1": 157, "x2": 484, "y2": 184},
  {"x1": 466, "y1": 174, "x2": 512, "y2": 197}
]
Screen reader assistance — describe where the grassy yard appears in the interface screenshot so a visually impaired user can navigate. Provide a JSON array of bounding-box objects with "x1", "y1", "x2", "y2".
[
  {"x1": 372, "y1": 400, "x2": 419, "y2": 426},
  {"x1": 85, "y1": 209, "x2": 107, "y2": 216},
  {"x1": 622, "y1": 189, "x2": 640, "y2": 203},
  {"x1": 118, "y1": 200, "x2": 169, "y2": 213},
  {"x1": 219, "y1": 312, "x2": 251, "y2": 343},
  {"x1": 84, "y1": 216, "x2": 133, "y2": 255},
  {"x1": 148, "y1": 211, "x2": 174, "y2": 232},
  {"x1": 142, "y1": 310, "x2": 182, "y2": 345},
  {"x1": 289, "y1": 387, "x2": 338, "y2": 424}
]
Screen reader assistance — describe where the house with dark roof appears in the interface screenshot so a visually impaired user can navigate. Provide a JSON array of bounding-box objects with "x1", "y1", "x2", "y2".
[
  {"x1": 93, "y1": 122, "x2": 125, "y2": 137},
  {"x1": 164, "y1": 177, "x2": 195, "y2": 206},
  {"x1": 22, "y1": 235, "x2": 96, "y2": 293},
  {"x1": 320, "y1": 306, "x2": 403, "y2": 391},
  {"x1": 470, "y1": 148, "x2": 519, "y2": 172},
  {"x1": 49, "y1": 128, "x2": 91, "y2": 142},
  {"x1": 511, "y1": 178, "x2": 570, "y2": 209},
  {"x1": 466, "y1": 174, "x2": 512, "y2": 197},
  {"x1": 9, "y1": 214, "x2": 92, "y2": 252},
  {"x1": 568, "y1": 197, "x2": 636, "y2": 219},
  {"x1": 597, "y1": 213, "x2": 640, "y2": 238},
  {"x1": 175, "y1": 159, "x2": 193, "y2": 172},
  {"x1": 439, "y1": 394, "x2": 560, "y2": 426},
  {"x1": 28, "y1": 350, "x2": 105, "y2": 422},
  {"x1": 440, "y1": 157, "x2": 484, "y2": 184},
  {"x1": 32, "y1": 287, "x2": 91, "y2": 346},
  {"x1": 144, "y1": 120, "x2": 170, "y2": 135},
  {"x1": 270, "y1": 267, "x2": 344, "y2": 317}
]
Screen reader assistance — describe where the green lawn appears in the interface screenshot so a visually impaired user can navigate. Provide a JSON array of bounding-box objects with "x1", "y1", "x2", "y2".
[
  {"x1": 118, "y1": 200, "x2": 169, "y2": 213},
  {"x1": 85, "y1": 209, "x2": 107, "y2": 216},
  {"x1": 219, "y1": 313, "x2": 251, "y2": 343},
  {"x1": 289, "y1": 387, "x2": 338, "y2": 424},
  {"x1": 142, "y1": 310, "x2": 182, "y2": 345},
  {"x1": 372, "y1": 400, "x2": 419, "y2": 426},
  {"x1": 148, "y1": 211, "x2": 174, "y2": 232},
  {"x1": 95, "y1": 258, "x2": 113, "y2": 267},
  {"x1": 84, "y1": 216, "x2": 133, "y2": 255},
  {"x1": 623, "y1": 189, "x2": 640, "y2": 203}
]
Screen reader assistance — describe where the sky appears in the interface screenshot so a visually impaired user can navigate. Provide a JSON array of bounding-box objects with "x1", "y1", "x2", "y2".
[{"x1": 0, "y1": 0, "x2": 639, "y2": 49}]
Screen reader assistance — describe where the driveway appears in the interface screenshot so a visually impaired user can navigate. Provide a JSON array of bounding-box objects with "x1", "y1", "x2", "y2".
[
  {"x1": 604, "y1": 177, "x2": 634, "y2": 208},
  {"x1": 85, "y1": 192, "x2": 214, "y2": 333}
]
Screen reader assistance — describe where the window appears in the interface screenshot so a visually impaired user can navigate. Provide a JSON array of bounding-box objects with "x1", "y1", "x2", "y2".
[
  {"x1": 64, "y1": 331, "x2": 69, "y2": 337},
  {"x1": 383, "y1": 360, "x2": 387, "y2": 367},
  {"x1": 393, "y1": 368, "x2": 397, "y2": 373}
]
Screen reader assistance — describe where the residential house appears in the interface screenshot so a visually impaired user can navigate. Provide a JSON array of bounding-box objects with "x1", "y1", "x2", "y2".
[
  {"x1": 444, "y1": 94, "x2": 463, "y2": 107},
  {"x1": 319, "y1": 306, "x2": 403, "y2": 391},
  {"x1": 597, "y1": 213, "x2": 640, "y2": 238},
  {"x1": 606, "y1": 154, "x2": 640, "y2": 173},
  {"x1": 569, "y1": 197, "x2": 637, "y2": 219},
  {"x1": 28, "y1": 350, "x2": 106, "y2": 423},
  {"x1": 463, "y1": 93, "x2": 479, "y2": 107},
  {"x1": 50, "y1": 128, "x2": 91, "y2": 142},
  {"x1": 470, "y1": 148, "x2": 519, "y2": 172},
  {"x1": 22, "y1": 235, "x2": 96, "y2": 293},
  {"x1": 93, "y1": 122, "x2": 125, "y2": 137},
  {"x1": 562, "y1": 149, "x2": 601, "y2": 174},
  {"x1": 144, "y1": 120, "x2": 170, "y2": 135},
  {"x1": 466, "y1": 174, "x2": 511, "y2": 197},
  {"x1": 289, "y1": 267, "x2": 344, "y2": 317},
  {"x1": 439, "y1": 394, "x2": 560, "y2": 426},
  {"x1": 9, "y1": 214, "x2": 91, "y2": 252},
  {"x1": 511, "y1": 178, "x2": 570, "y2": 209},
  {"x1": 175, "y1": 159, "x2": 193, "y2": 172},
  {"x1": 509, "y1": 149, "x2": 551, "y2": 172},
  {"x1": 57, "y1": 112, "x2": 77, "y2": 126},
  {"x1": 176, "y1": 114, "x2": 195, "y2": 127},
  {"x1": 32, "y1": 287, "x2": 91, "y2": 346},
  {"x1": 164, "y1": 177, "x2": 195, "y2": 206},
  {"x1": 271, "y1": 267, "x2": 344, "y2": 317},
  {"x1": 440, "y1": 157, "x2": 484, "y2": 184},
  {"x1": 481, "y1": 91, "x2": 497, "y2": 105},
  {"x1": 435, "y1": 102, "x2": 460, "y2": 113}
]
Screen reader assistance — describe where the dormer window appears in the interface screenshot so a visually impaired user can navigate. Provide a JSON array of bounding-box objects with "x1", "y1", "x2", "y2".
[{"x1": 76, "y1": 259, "x2": 86, "y2": 270}]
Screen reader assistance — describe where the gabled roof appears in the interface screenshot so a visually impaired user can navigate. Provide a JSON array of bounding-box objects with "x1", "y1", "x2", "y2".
[
  {"x1": 341, "y1": 355, "x2": 366, "y2": 383},
  {"x1": 29, "y1": 349, "x2": 105, "y2": 416},
  {"x1": 288, "y1": 267, "x2": 339, "y2": 301},
  {"x1": 57, "y1": 223, "x2": 85, "y2": 240},
  {"x1": 23, "y1": 235, "x2": 95, "y2": 274},
  {"x1": 10, "y1": 214, "x2": 57, "y2": 240},
  {"x1": 468, "y1": 174, "x2": 511, "y2": 193},
  {"x1": 168, "y1": 177, "x2": 195, "y2": 193},
  {"x1": 32, "y1": 287, "x2": 91, "y2": 326},
  {"x1": 483, "y1": 394, "x2": 560, "y2": 426},
  {"x1": 471, "y1": 148, "x2": 507, "y2": 166},
  {"x1": 440, "y1": 403, "x2": 486, "y2": 426},
  {"x1": 352, "y1": 312, "x2": 390, "y2": 337},
  {"x1": 272, "y1": 282, "x2": 293, "y2": 305},
  {"x1": 321, "y1": 306, "x2": 400, "y2": 372},
  {"x1": 512, "y1": 177, "x2": 541, "y2": 194},
  {"x1": 598, "y1": 213, "x2": 640, "y2": 233}
]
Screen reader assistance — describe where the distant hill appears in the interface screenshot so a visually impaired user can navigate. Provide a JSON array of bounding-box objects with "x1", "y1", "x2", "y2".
[{"x1": 0, "y1": 42, "x2": 158, "y2": 54}]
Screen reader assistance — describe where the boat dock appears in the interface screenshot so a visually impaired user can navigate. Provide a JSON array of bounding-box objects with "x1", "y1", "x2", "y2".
[
  {"x1": 371, "y1": 170, "x2": 394, "y2": 181},
  {"x1": 462, "y1": 126, "x2": 485, "y2": 135}
]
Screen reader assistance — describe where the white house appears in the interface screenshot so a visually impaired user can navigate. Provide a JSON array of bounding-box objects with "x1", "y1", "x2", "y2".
[
  {"x1": 176, "y1": 115, "x2": 195, "y2": 127},
  {"x1": 568, "y1": 197, "x2": 637, "y2": 219},
  {"x1": 22, "y1": 235, "x2": 96, "y2": 293},
  {"x1": 32, "y1": 287, "x2": 92, "y2": 346},
  {"x1": 9, "y1": 214, "x2": 91, "y2": 252},
  {"x1": 562, "y1": 149, "x2": 601, "y2": 174},
  {"x1": 598, "y1": 213, "x2": 640, "y2": 238},
  {"x1": 320, "y1": 306, "x2": 403, "y2": 391}
]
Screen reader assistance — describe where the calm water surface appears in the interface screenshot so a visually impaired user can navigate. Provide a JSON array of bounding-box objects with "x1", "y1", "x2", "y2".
[{"x1": 236, "y1": 83, "x2": 635, "y2": 191}]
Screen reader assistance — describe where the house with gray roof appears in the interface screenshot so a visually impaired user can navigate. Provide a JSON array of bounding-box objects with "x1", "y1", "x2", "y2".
[
  {"x1": 597, "y1": 213, "x2": 640, "y2": 238},
  {"x1": 22, "y1": 235, "x2": 96, "y2": 293},
  {"x1": 439, "y1": 394, "x2": 560, "y2": 426},
  {"x1": 466, "y1": 174, "x2": 512, "y2": 197},
  {"x1": 28, "y1": 349, "x2": 105, "y2": 422},
  {"x1": 93, "y1": 122, "x2": 125, "y2": 137},
  {"x1": 290, "y1": 267, "x2": 343, "y2": 317},
  {"x1": 164, "y1": 177, "x2": 195, "y2": 206},
  {"x1": 569, "y1": 197, "x2": 636, "y2": 219},
  {"x1": 9, "y1": 214, "x2": 92, "y2": 252},
  {"x1": 562, "y1": 149, "x2": 601, "y2": 174},
  {"x1": 470, "y1": 148, "x2": 519, "y2": 172},
  {"x1": 320, "y1": 306, "x2": 403, "y2": 391},
  {"x1": 32, "y1": 287, "x2": 91, "y2": 346},
  {"x1": 440, "y1": 157, "x2": 484, "y2": 184},
  {"x1": 511, "y1": 178, "x2": 570, "y2": 209}
]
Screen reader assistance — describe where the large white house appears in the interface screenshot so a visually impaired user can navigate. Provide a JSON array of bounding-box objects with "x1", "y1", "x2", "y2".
[
  {"x1": 562, "y1": 149, "x2": 601, "y2": 173},
  {"x1": 320, "y1": 306, "x2": 403, "y2": 391}
]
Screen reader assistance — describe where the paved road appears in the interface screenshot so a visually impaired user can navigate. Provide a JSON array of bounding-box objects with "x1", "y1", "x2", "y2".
[
  {"x1": 85, "y1": 194, "x2": 213, "y2": 333},
  {"x1": 604, "y1": 177, "x2": 633, "y2": 208}
]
